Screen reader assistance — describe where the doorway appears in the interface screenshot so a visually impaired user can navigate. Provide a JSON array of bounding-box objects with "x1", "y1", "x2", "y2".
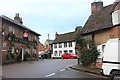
[{"x1": 20, "y1": 48, "x2": 24, "y2": 61}]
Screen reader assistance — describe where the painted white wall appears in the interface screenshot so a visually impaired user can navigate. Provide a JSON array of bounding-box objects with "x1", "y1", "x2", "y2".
[
  {"x1": 52, "y1": 41, "x2": 76, "y2": 58},
  {"x1": 112, "y1": 10, "x2": 120, "y2": 25},
  {"x1": 97, "y1": 43, "x2": 106, "y2": 62}
]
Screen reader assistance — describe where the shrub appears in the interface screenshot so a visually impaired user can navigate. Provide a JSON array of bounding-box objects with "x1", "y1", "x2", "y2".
[{"x1": 80, "y1": 40, "x2": 100, "y2": 66}]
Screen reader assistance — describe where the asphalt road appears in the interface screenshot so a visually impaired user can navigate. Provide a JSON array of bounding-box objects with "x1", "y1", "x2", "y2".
[
  {"x1": 2, "y1": 59, "x2": 109, "y2": 79},
  {"x1": 3, "y1": 59, "x2": 77, "y2": 78}
]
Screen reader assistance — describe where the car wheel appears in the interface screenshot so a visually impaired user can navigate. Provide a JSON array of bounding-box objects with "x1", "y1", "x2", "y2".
[
  {"x1": 111, "y1": 71, "x2": 120, "y2": 80},
  {"x1": 70, "y1": 56, "x2": 74, "y2": 59},
  {"x1": 112, "y1": 74, "x2": 120, "y2": 80}
]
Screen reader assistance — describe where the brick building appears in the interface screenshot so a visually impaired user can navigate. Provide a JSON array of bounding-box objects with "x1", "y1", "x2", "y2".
[
  {"x1": 0, "y1": 14, "x2": 41, "y2": 63},
  {"x1": 44, "y1": 39, "x2": 53, "y2": 53},
  {"x1": 38, "y1": 41, "x2": 44, "y2": 53},
  {"x1": 77, "y1": 0, "x2": 120, "y2": 67}
]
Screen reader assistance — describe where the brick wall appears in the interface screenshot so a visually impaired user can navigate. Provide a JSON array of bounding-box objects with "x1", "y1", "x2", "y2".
[
  {"x1": 2, "y1": 19, "x2": 39, "y2": 63},
  {"x1": 94, "y1": 27, "x2": 119, "y2": 45}
]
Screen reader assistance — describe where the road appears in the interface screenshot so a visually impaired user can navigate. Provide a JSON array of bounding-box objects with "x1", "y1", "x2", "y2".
[{"x1": 2, "y1": 59, "x2": 109, "y2": 79}]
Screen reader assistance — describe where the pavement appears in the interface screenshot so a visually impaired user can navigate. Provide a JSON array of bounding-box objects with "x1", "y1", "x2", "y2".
[{"x1": 68, "y1": 64, "x2": 102, "y2": 75}]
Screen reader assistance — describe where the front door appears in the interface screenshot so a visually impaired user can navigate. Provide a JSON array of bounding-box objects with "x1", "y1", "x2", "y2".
[{"x1": 20, "y1": 48, "x2": 24, "y2": 61}]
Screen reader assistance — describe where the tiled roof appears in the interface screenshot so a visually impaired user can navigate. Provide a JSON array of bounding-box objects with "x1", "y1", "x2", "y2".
[
  {"x1": 81, "y1": 4, "x2": 114, "y2": 34},
  {"x1": 0, "y1": 15, "x2": 41, "y2": 36},
  {"x1": 53, "y1": 32, "x2": 75, "y2": 43}
]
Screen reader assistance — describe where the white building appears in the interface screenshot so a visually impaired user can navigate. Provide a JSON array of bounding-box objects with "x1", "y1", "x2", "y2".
[{"x1": 52, "y1": 32, "x2": 76, "y2": 58}]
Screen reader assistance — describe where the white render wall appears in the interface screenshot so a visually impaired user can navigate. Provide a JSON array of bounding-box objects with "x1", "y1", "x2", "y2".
[{"x1": 52, "y1": 41, "x2": 76, "y2": 58}]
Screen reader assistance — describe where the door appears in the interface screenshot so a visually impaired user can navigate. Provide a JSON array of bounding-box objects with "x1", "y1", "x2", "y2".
[{"x1": 20, "y1": 48, "x2": 24, "y2": 61}]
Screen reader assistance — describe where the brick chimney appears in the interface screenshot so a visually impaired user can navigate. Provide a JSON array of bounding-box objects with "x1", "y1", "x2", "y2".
[
  {"x1": 55, "y1": 32, "x2": 59, "y2": 38},
  {"x1": 91, "y1": 0, "x2": 103, "y2": 14},
  {"x1": 14, "y1": 13, "x2": 23, "y2": 24}
]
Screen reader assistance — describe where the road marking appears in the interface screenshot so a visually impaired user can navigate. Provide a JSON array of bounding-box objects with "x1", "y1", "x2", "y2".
[
  {"x1": 60, "y1": 69, "x2": 66, "y2": 71},
  {"x1": 46, "y1": 73, "x2": 55, "y2": 77}
]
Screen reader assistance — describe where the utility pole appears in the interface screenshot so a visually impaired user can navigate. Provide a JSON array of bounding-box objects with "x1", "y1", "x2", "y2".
[{"x1": 0, "y1": 16, "x2": 2, "y2": 79}]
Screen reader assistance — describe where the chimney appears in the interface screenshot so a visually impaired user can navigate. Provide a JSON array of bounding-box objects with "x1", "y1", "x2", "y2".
[
  {"x1": 91, "y1": 0, "x2": 103, "y2": 14},
  {"x1": 55, "y1": 32, "x2": 59, "y2": 38},
  {"x1": 115, "y1": 0, "x2": 120, "y2": 2},
  {"x1": 14, "y1": 13, "x2": 23, "y2": 24}
]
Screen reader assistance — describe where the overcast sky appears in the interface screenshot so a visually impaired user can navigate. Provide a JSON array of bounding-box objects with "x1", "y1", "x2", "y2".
[{"x1": 0, "y1": 0, "x2": 114, "y2": 44}]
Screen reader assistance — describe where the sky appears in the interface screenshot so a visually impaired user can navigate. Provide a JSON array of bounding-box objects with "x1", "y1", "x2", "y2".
[{"x1": 0, "y1": 0, "x2": 114, "y2": 44}]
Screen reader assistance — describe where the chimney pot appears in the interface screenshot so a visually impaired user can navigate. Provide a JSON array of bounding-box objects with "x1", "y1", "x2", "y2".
[
  {"x1": 55, "y1": 32, "x2": 59, "y2": 38},
  {"x1": 14, "y1": 13, "x2": 23, "y2": 24},
  {"x1": 91, "y1": 1, "x2": 103, "y2": 14}
]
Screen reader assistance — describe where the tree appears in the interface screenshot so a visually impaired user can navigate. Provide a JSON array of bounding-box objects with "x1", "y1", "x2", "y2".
[
  {"x1": 75, "y1": 27, "x2": 100, "y2": 66},
  {"x1": 80, "y1": 40, "x2": 100, "y2": 66}
]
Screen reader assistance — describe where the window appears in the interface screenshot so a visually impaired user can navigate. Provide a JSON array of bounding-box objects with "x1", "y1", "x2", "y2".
[
  {"x1": 59, "y1": 43, "x2": 62, "y2": 48},
  {"x1": 59, "y1": 51, "x2": 62, "y2": 56},
  {"x1": 54, "y1": 44, "x2": 57, "y2": 48},
  {"x1": 54, "y1": 51, "x2": 57, "y2": 56},
  {"x1": 102, "y1": 45, "x2": 105, "y2": 52},
  {"x1": 9, "y1": 26, "x2": 14, "y2": 33},
  {"x1": 64, "y1": 50, "x2": 67, "y2": 53},
  {"x1": 3, "y1": 43, "x2": 6, "y2": 47},
  {"x1": 69, "y1": 42, "x2": 72, "y2": 47},
  {"x1": 69, "y1": 50, "x2": 73, "y2": 53},
  {"x1": 64, "y1": 42, "x2": 67, "y2": 48},
  {"x1": 12, "y1": 47, "x2": 14, "y2": 53}
]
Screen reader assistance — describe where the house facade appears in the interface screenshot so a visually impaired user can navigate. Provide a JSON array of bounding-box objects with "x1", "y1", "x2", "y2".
[
  {"x1": 52, "y1": 32, "x2": 76, "y2": 58},
  {"x1": 38, "y1": 41, "x2": 44, "y2": 53},
  {"x1": 78, "y1": 0, "x2": 120, "y2": 66},
  {"x1": 1, "y1": 14, "x2": 41, "y2": 63},
  {"x1": 44, "y1": 39, "x2": 53, "y2": 53}
]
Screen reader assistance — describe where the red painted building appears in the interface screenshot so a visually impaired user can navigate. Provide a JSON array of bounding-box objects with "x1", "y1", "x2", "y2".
[{"x1": 0, "y1": 14, "x2": 41, "y2": 63}]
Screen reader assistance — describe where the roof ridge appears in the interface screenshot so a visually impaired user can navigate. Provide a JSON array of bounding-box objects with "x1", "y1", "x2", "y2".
[
  {"x1": 59, "y1": 31, "x2": 75, "y2": 36},
  {"x1": 0, "y1": 15, "x2": 41, "y2": 36}
]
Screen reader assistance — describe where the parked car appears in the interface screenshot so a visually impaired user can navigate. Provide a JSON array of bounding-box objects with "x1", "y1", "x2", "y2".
[
  {"x1": 101, "y1": 38, "x2": 120, "y2": 80},
  {"x1": 39, "y1": 51, "x2": 49, "y2": 59},
  {"x1": 61, "y1": 52, "x2": 78, "y2": 59},
  {"x1": 39, "y1": 51, "x2": 44, "y2": 59}
]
